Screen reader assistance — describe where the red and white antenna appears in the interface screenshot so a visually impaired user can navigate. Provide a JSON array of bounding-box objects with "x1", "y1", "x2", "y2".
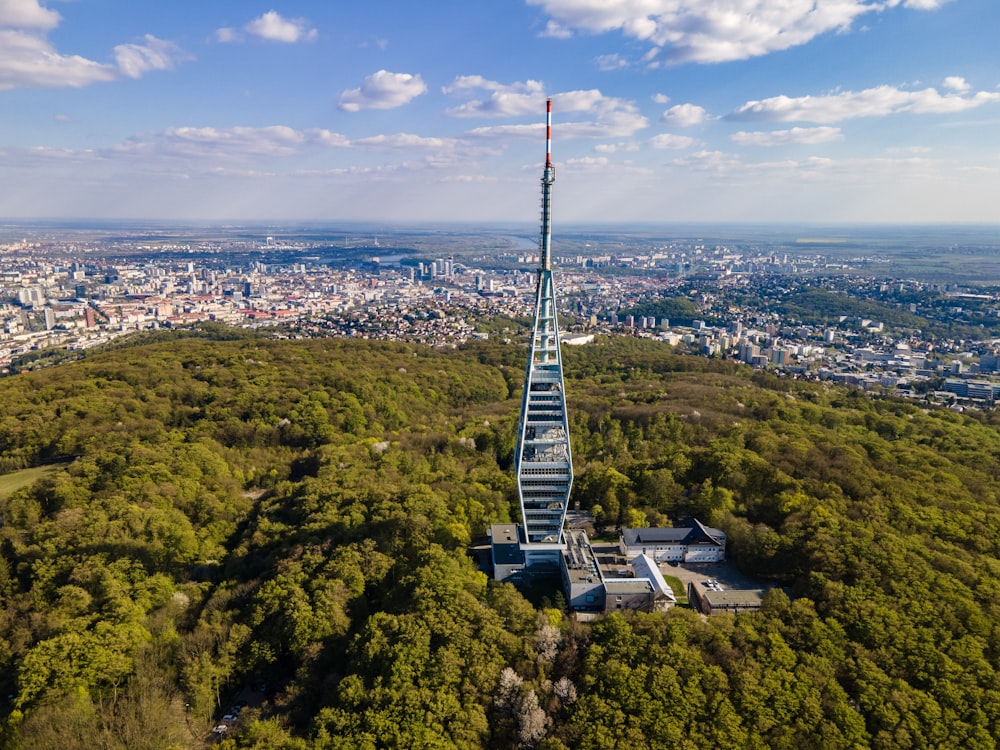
[
  {"x1": 540, "y1": 98, "x2": 555, "y2": 270},
  {"x1": 545, "y1": 98, "x2": 552, "y2": 168}
]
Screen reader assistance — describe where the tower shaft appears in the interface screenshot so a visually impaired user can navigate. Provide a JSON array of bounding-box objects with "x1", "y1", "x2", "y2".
[{"x1": 515, "y1": 99, "x2": 573, "y2": 548}]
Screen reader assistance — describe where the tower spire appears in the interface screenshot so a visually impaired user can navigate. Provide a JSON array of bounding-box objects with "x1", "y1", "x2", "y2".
[
  {"x1": 541, "y1": 98, "x2": 554, "y2": 272},
  {"x1": 514, "y1": 99, "x2": 574, "y2": 557}
]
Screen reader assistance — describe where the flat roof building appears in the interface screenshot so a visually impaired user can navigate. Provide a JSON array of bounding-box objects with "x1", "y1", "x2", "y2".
[
  {"x1": 489, "y1": 523, "x2": 525, "y2": 582},
  {"x1": 688, "y1": 585, "x2": 770, "y2": 615},
  {"x1": 560, "y1": 529, "x2": 604, "y2": 612}
]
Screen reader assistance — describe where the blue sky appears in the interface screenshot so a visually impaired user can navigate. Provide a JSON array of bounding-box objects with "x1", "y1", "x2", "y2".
[{"x1": 2, "y1": 0, "x2": 999, "y2": 224}]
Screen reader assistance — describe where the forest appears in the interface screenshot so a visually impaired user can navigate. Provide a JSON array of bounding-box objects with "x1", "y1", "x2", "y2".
[{"x1": 2, "y1": 329, "x2": 1000, "y2": 748}]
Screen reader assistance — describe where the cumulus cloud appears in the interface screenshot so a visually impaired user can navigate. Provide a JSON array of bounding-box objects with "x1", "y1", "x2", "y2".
[
  {"x1": 443, "y1": 76, "x2": 545, "y2": 117},
  {"x1": 238, "y1": 11, "x2": 317, "y2": 43},
  {"x1": 458, "y1": 85, "x2": 649, "y2": 141},
  {"x1": 731, "y1": 126, "x2": 844, "y2": 146},
  {"x1": 649, "y1": 133, "x2": 697, "y2": 151},
  {"x1": 558, "y1": 91, "x2": 649, "y2": 138},
  {"x1": 444, "y1": 78, "x2": 648, "y2": 138},
  {"x1": 0, "y1": 29, "x2": 116, "y2": 89},
  {"x1": 649, "y1": 133, "x2": 697, "y2": 149},
  {"x1": 0, "y1": 2, "x2": 187, "y2": 89},
  {"x1": 660, "y1": 103, "x2": 708, "y2": 127},
  {"x1": 942, "y1": 76, "x2": 970, "y2": 92},
  {"x1": 339, "y1": 70, "x2": 427, "y2": 112},
  {"x1": 526, "y1": 0, "x2": 944, "y2": 65},
  {"x1": 0, "y1": 0, "x2": 60, "y2": 29},
  {"x1": 729, "y1": 84, "x2": 1000, "y2": 123}
]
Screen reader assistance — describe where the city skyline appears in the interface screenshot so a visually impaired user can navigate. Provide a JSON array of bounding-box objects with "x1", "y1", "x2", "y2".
[{"x1": 2, "y1": 0, "x2": 1000, "y2": 224}]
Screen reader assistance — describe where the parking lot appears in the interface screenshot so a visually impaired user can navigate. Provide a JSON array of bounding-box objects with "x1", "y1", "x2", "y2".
[{"x1": 586, "y1": 541, "x2": 758, "y2": 598}]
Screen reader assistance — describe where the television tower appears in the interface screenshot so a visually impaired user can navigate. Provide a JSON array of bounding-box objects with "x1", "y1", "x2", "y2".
[{"x1": 514, "y1": 99, "x2": 574, "y2": 560}]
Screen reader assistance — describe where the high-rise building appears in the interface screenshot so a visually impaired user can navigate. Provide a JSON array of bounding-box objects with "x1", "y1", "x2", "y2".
[{"x1": 513, "y1": 99, "x2": 574, "y2": 566}]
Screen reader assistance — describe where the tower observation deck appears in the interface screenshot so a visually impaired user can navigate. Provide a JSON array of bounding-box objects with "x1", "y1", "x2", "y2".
[{"x1": 514, "y1": 99, "x2": 574, "y2": 558}]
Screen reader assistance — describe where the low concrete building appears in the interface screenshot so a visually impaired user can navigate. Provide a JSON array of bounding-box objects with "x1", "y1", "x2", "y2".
[
  {"x1": 620, "y1": 519, "x2": 726, "y2": 563},
  {"x1": 489, "y1": 523, "x2": 525, "y2": 582},
  {"x1": 688, "y1": 585, "x2": 769, "y2": 615},
  {"x1": 604, "y1": 578, "x2": 656, "y2": 613},
  {"x1": 630, "y1": 553, "x2": 676, "y2": 612},
  {"x1": 560, "y1": 529, "x2": 605, "y2": 612},
  {"x1": 560, "y1": 531, "x2": 676, "y2": 614}
]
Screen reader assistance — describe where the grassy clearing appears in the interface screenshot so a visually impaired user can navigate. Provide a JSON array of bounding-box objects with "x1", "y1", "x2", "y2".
[
  {"x1": 0, "y1": 464, "x2": 64, "y2": 500},
  {"x1": 662, "y1": 573, "x2": 688, "y2": 605}
]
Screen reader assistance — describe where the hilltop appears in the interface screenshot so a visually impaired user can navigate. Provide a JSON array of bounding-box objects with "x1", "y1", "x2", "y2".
[{"x1": 1, "y1": 331, "x2": 999, "y2": 748}]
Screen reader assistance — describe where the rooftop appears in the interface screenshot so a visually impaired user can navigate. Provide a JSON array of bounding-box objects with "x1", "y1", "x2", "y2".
[
  {"x1": 490, "y1": 523, "x2": 524, "y2": 567},
  {"x1": 701, "y1": 589, "x2": 770, "y2": 608},
  {"x1": 622, "y1": 519, "x2": 726, "y2": 548}
]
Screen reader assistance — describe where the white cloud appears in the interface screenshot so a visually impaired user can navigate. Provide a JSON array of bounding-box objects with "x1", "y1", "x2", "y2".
[
  {"x1": 464, "y1": 123, "x2": 543, "y2": 140},
  {"x1": 0, "y1": 0, "x2": 60, "y2": 30},
  {"x1": 99, "y1": 125, "x2": 505, "y2": 172},
  {"x1": 111, "y1": 125, "x2": 353, "y2": 162},
  {"x1": 444, "y1": 76, "x2": 545, "y2": 117},
  {"x1": 354, "y1": 133, "x2": 451, "y2": 150},
  {"x1": 652, "y1": 93, "x2": 670, "y2": 104},
  {"x1": 595, "y1": 53, "x2": 628, "y2": 71},
  {"x1": 649, "y1": 133, "x2": 697, "y2": 149},
  {"x1": 595, "y1": 141, "x2": 639, "y2": 153},
  {"x1": 540, "y1": 19, "x2": 572, "y2": 38},
  {"x1": 244, "y1": 11, "x2": 317, "y2": 43},
  {"x1": 215, "y1": 27, "x2": 238, "y2": 43},
  {"x1": 729, "y1": 85, "x2": 1000, "y2": 123},
  {"x1": 115, "y1": 35, "x2": 188, "y2": 79},
  {"x1": 444, "y1": 79, "x2": 648, "y2": 138},
  {"x1": 460, "y1": 88, "x2": 648, "y2": 141},
  {"x1": 0, "y1": 3, "x2": 187, "y2": 89},
  {"x1": 339, "y1": 70, "x2": 427, "y2": 112},
  {"x1": 311, "y1": 130, "x2": 351, "y2": 148},
  {"x1": 4, "y1": 145, "x2": 101, "y2": 165},
  {"x1": 526, "y1": 0, "x2": 943, "y2": 65},
  {"x1": 130, "y1": 126, "x2": 307, "y2": 159},
  {"x1": 672, "y1": 149, "x2": 743, "y2": 173},
  {"x1": 731, "y1": 126, "x2": 844, "y2": 146},
  {"x1": 942, "y1": 75, "x2": 970, "y2": 92},
  {"x1": 660, "y1": 103, "x2": 708, "y2": 127},
  {"x1": 0, "y1": 29, "x2": 116, "y2": 89},
  {"x1": 893, "y1": 0, "x2": 951, "y2": 8},
  {"x1": 558, "y1": 95, "x2": 649, "y2": 138}
]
